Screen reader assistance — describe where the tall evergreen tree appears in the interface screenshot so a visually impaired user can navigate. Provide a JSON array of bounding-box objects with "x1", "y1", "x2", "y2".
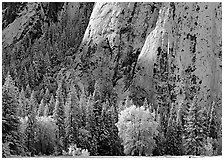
[
  {"x1": 165, "y1": 104, "x2": 183, "y2": 155},
  {"x1": 98, "y1": 101, "x2": 123, "y2": 156},
  {"x1": 53, "y1": 82, "x2": 65, "y2": 153},
  {"x1": 38, "y1": 99, "x2": 45, "y2": 117},
  {"x1": 44, "y1": 88, "x2": 50, "y2": 103},
  {"x1": 38, "y1": 88, "x2": 45, "y2": 104},
  {"x1": 18, "y1": 88, "x2": 28, "y2": 117},
  {"x1": 43, "y1": 104, "x2": 49, "y2": 117},
  {"x1": 3, "y1": 72, "x2": 19, "y2": 101},
  {"x1": 64, "y1": 92, "x2": 75, "y2": 150},
  {"x1": 25, "y1": 91, "x2": 38, "y2": 156},
  {"x1": 85, "y1": 94, "x2": 98, "y2": 155},
  {"x1": 25, "y1": 83, "x2": 32, "y2": 98},
  {"x1": 28, "y1": 64, "x2": 35, "y2": 88},
  {"x1": 183, "y1": 101, "x2": 207, "y2": 156},
  {"x1": 2, "y1": 75, "x2": 22, "y2": 156},
  {"x1": 48, "y1": 95, "x2": 55, "y2": 116}
]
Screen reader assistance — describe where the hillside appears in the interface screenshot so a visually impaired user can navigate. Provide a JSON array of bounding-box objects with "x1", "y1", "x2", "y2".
[{"x1": 2, "y1": 2, "x2": 222, "y2": 157}]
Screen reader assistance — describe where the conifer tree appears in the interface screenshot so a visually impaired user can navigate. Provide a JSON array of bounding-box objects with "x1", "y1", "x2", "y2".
[
  {"x1": 85, "y1": 94, "x2": 98, "y2": 155},
  {"x1": 92, "y1": 81, "x2": 103, "y2": 155},
  {"x1": 64, "y1": 92, "x2": 75, "y2": 150},
  {"x1": 53, "y1": 82, "x2": 65, "y2": 152},
  {"x1": 25, "y1": 83, "x2": 32, "y2": 98},
  {"x1": 98, "y1": 101, "x2": 123, "y2": 156},
  {"x1": 2, "y1": 75, "x2": 22, "y2": 155},
  {"x1": 44, "y1": 104, "x2": 49, "y2": 117},
  {"x1": 23, "y1": 66, "x2": 29, "y2": 88},
  {"x1": 165, "y1": 104, "x2": 183, "y2": 155},
  {"x1": 3, "y1": 73, "x2": 19, "y2": 102},
  {"x1": 25, "y1": 91, "x2": 38, "y2": 156},
  {"x1": 28, "y1": 64, "x2": 35, "y2": 88},
  {"x1": 183, "y1": 101, "x2": 207, "y2": 156},
  {"x1": 38, "y1": 88, "x2": 45, "y2": 104},
  {"x1": 18, "y1": 88, "x2": 28, "y2": 117},
  {"x1": 44, "y1": 88, "x2": 50, "y2": 103},
  {"x1": 79, "y1": 90, "x2": 87, "y2": 126},
  {"x1": 65, "y1": 85, "x2": 82, "y2": 149},
  {"x1": 38, "y1": 99, "x2": 45, "y2": 117},
  {"x1": 48, "y1": 95, "x2": 55, "y2": 116}
]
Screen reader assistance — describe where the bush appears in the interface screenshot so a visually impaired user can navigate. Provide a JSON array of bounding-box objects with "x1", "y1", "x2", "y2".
[{"x1": 67, "y1": 144, "x2": 90, "y2": 157}]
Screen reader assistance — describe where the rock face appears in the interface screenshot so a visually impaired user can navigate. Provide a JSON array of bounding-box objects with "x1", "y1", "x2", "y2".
[
  {"x1": 168, "y1": 2, "x2": 222, "y2": 123},
  {"x1": 2, "y1": 2, "x2": 94, "y2": 81},
  {"x1": 2, "y1": 2, "x2": 94, "y2": 49},
  {"x1": 76, "y1": 2, "x2": 161, "y2": 103},
  {"x1": 135, "y1": 2, "x2": 222, "y2": 126}
]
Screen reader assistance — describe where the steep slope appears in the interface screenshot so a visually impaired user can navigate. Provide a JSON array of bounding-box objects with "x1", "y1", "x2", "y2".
[
  {"x1": 2, "y1": 2, "x2": 94, "y2": 90},
  {"x1": 75, "y1": 2, "x2": 161, "y2": 104},
  {"x1": 135, "y1": 2, "x2": 222, "y2": 131}
]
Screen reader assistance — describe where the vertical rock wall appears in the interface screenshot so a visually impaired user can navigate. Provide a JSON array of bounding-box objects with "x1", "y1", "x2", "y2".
[
  {"x1": 168, "y1": 2, "x2": 222, "y2": 114},
  {"x1": 135, "y1": 2, "x2": 222, "y2": 126},
  {"x1": 77, "y1": 2, "x2": 161, "y2": 102}
]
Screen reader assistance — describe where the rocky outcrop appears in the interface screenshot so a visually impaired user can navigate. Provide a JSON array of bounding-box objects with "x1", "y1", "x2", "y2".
[
  {"x1": 2, "y1": 2, "x2": 94, "y2": 49},
  {"x1": 76, "y1": 2, "x2": 161, "y2": 103},
  {"x1": 168, "y1": 2, "x2": 222, "y2": 121},
  {"x1": 135, "y1": 2, "x2": 222, "y2": 127},
  {"x1": 2, "y1": 2, "x2": 94, "y2": 83},
  {"x1": 2, "y1": 3, "x2": 39, "y2": 48}
]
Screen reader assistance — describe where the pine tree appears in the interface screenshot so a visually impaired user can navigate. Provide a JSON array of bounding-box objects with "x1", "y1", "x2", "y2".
[
  {"x1": 92, "y1": 81, "x2": 103, "y2": 155},
  {"x1": 43, "y1": 104, "x2": 49, "y2": 117},
  {"x1": 79, "y1": 90, "x2": 87, "y2": 127},
  {"x1": 2, "y1": 77, "x2": 22, "y2": 155},
  {"x1": 165, "y1": 104, "x2": 183, "y2": 155},
  {"x1": 18, "y1": 88, "x2": 28, "y2": 117},
  {"x1": 28, "y1": 64, "x2": 35, "y2": 88},
  {"x1": 53, "y1": 82, "x2": 65, "y2": 153},
  {"x1": 38, "y1": 99, "x2": 45, "y2": 117},
  {"x1": 183, "y1": 101, "x2": 207, "y2": 156},
  {"x1": 44, "y1": 88, "x2": 50, "y2": 103},
  {"x1": 25, "y1": 84, "x2": 32, "y2": 98},
  {"x1": 64, "y1": 85, "x2": 82, "y2": 150},
  {"x1": 98, "y1": 101, "x2": 123, "y2": 156},
  {"x1": 3, "y1": 72, "x2": 19, "y2": 102},
  {"x1": 48, "y1": 95, "x2": 55, "y2": 116},
  {"x1": 23, "y1": 66, "x2": 29, "y2": 89},
  {"x1": 64, "y1": 92, "x2": 75, "y2": 150},
  {"x1": 25, "y1": 91, "x2": 38, "y2": 156},
  {"x1": 38, "y1": 88, "x2": 45, "y2": 104},
  {"x1": 85, "y1": 94, "x2": 98, "y2": 155}
]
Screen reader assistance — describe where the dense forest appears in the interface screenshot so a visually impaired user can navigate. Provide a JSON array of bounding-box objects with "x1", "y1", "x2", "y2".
[{"x1": 2, "y1": 2, "x2": 222, "y2": 157}]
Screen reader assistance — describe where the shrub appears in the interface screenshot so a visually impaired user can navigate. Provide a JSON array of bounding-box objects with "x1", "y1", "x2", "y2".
[{"x1": 67, "y1": 144, "x2": 90, "y2": 157}]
